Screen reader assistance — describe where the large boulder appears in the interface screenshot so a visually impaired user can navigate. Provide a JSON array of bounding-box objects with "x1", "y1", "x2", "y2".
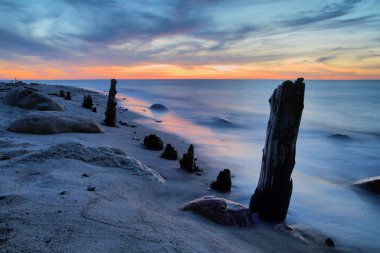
[
  {"x1": 8, "y1": 114, "x2": 103, "y2": 134},
  {"x1": 355, "y1": 177, "x2": 380, "y2": 194},
  {"x1": 4, "y1": 88, "x2": 65, "y2": 111},
  {"x1": 149, "y1": 103, "x2": 168, "y2": 111},
  {"x1": 182, "y1": 195, "x2": 253, "y2": 227}
]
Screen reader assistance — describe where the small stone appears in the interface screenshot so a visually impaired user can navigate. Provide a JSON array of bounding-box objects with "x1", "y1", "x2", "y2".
[
  {"x1": 92, "y1": 107, "x2": 97, "y2": 113},
  {"x1": 0, "y1": 154, "x2": 11, "y2": 160},
  {"x1": 59, "y1": 191, "x2": 67, "y2": 195},
  {"x1": 82, "y1": 173, "x2": 90, "y2": 177},
  {"x1": 119, "y1": 121, "x2": 129, "y2": 126},
  {"x1": 87, "y1": 186, "x2": 96, "y2": 192},
  {"x1": 325, "y1": 238, "x2": 335, "y2": 247}
]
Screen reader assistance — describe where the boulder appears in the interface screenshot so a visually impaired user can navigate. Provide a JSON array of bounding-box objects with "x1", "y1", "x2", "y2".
[
  {"x1": 4, "y1": 88, "x2": 64, "y2": 111},
  {"x1": 144, "y1": 134, "x2": 164, "y2": 150},
  {"x1": 59, "y1": 90, "x2": 65, "y2": 97},
  {"x1": 355, "y1": 177, "x2": 380, "y2": 194},
  {"x1": 82, "y1": 95, "x2": 93, "y2": 109},
  {"x1": 8, "y1": 113, "x2": 103, "y2": 134},
  {"x1": 325, "y1": 238, "x2": 335, "y2": 248},
  {"x1": 211, "y1": 169, "x2": 231, "y2": 192},
  {"x1": 149, "y1": 103, "x2": 168, "y2": 111},
  {"x1": 328, "y1": 134, "x2": 351, "y2": 141},
  {"x1": 179, "y1": 144, "x2": 201, "y2": 173},
  {"x1": 182, "y1": 195, "x2": 253, "y2": 227},
  {"x1": 161, "y1": 144, "x2": 178, "y2": 160}
]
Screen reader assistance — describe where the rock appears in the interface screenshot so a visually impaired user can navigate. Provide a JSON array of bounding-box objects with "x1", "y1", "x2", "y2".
[
  {"x1": 144, "y1": 134, "x2": 164, "y2": 150},
  {"x1": 182, "y1": 195, "x2": 253, "y2": 227},
  {"x1": 211, "y1": 169, "x2": 231, "y2": 192},
  {"x1": 8, "y1": 113, "x2": 103, "y2": 134},
  {"x1": 82, "y1": 95, "x2": 93, "y2": 109},
  {"x1": 328, "y1": 134, "x2": 351, "y2": 141},
  {"x1": 179, "y1": 144, "x2": 201, "y2": 173},
  {"x1": 354, "y1": 176, "x2": 380, "y2": 194},
  {"x1": 87, "y1": 186, "x2": 96, "y2": 192},
  {"x1": 59, "y1": 90, "x2": 65, "y2": 97},
  {"x1": 160, "y1": 144, "x2": 178, "y2": 160},
  {"x1": 65, "y1": 91, "x2": 72, "y2": 100},
  {"x1": 92, "y1": 107, "x2": 97, "y2": 113},
  {"x1": 0, "y1": 155, "x2": 11, "y2": 160},
  {"x1": 82, "y1": 173, "x2": 90, "y2": 177},
  {"x1": 4, "y1": 88, "x2": 65, "y2": 111},
  {"x1": 104, "y1": 79, "x2": 117, "y2": 127},
  {"x1": 119, "y1": 121, "x2": 129, "y2": 126},
  {"x1": 149, "y1": 103, "x2": 168, "y2": 111},
  {"x1": 250, "y1": 78, "x2": 305, "y2": 222},
  {"x1": 17, "y1": 142, "x2": 165, "y2": 182},
  {"x1": 274, "y1": 224, "x2": 308, "y2": 245},
  {"x1": 325, "y1": 238, "x2": 335, "y2": 247}
]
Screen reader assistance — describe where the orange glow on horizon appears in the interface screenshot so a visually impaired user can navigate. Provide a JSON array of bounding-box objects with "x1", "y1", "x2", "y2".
[{"x1": 0, "y1": 60, "x2": 379, "y2": 80}]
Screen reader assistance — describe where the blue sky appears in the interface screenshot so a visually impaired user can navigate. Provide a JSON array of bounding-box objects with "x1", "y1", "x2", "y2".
[{"x1": 0, "y1": 0, "x2": 379, "y2": 79}]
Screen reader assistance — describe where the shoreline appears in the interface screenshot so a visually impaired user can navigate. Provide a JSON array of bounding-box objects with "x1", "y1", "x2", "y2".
[{"x1": 0, "y1": 81, "x2": 359, "y2": 252}]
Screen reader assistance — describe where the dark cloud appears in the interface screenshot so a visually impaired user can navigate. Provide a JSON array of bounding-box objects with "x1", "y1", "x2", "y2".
[
  {"x1": 0, "y1": 0, "x2": 378, "y2": 69},
  {"x1": 316, "y1": 56, "x2": 336, "y2": 63},
  {"x1": 0, "y1": 29, "x2": 61, "y2": 59},
  {"x1": 284, "y1": 0, "x2": 362, "y2": 27}
]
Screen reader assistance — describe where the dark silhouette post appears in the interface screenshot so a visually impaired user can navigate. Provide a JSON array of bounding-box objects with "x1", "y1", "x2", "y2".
[
  {"x1": 104, "y1": 79, "x2": 117, "y2": 127},
  {"x1": 250, "y1": 78, "x2": 305, "y2": 222}
]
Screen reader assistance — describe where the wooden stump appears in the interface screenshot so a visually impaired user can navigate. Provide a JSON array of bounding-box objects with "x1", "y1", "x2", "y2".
[
  {"x1": 104, "y1": 79, "x2": 117, "y2": 127},
  {"x1": 249, "y1": 78, "x2": 305, "y2": 222}
]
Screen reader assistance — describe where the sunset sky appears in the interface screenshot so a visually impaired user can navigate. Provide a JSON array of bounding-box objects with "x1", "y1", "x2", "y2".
[{"x1": 0, "y1": 0, "x2": 379, "y2": 80}]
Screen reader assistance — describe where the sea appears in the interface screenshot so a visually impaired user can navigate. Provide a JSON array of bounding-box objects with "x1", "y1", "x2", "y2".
[{"x1": 23, "y1": 79, "x2": 380, "y2": 251}]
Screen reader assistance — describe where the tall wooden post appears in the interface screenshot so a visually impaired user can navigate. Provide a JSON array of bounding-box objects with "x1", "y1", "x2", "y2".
[
  {"x1": 104, "y1": 79, "x2": 117, "y2": 127},
  {"x1": 249, "y1": 78, "x2": 305, "y2": 222}
]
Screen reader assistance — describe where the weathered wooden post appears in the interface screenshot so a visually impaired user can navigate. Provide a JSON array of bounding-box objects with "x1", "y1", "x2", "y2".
[
  {"x1": 249, "y1": 78, "x2": 305, "y2": 222},
  {"x1": 104, "y1": 79, "x2": 117, "y2": 127}
]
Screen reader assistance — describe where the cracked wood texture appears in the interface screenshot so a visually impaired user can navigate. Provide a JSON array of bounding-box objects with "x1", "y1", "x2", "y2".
[{"x1": 250, "y1": 78, "x2": 305, "y2": 222}]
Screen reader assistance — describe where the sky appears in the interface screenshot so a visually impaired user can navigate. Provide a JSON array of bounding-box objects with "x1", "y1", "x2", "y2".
[{"x1": 0, "y1": 0, "x2": 379, "y2": 80}]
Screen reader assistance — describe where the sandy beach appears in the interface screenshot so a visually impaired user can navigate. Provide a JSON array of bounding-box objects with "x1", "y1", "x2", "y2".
[{"x1": 0, "y1": 82, "x2": 359, "y2": 253}]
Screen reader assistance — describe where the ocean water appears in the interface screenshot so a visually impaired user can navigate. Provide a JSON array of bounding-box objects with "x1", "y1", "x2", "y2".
[{"x1": 23, "y1": 79, "x2": 380, "y2": 251}]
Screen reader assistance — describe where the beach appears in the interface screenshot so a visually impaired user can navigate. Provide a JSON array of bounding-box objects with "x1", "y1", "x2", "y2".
[{"x1": 0, "y1": 81, "x2": 368, "y2": 253}]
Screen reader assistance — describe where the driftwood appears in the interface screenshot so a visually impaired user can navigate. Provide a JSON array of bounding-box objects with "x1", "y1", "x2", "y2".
[
  {"x1": 82, "y1": 95, "x2": 93, "y2": 109},
  {"x1": 179, "y1": 144, "x2": 201, "y2": 173},
  {"x1": 104, "y1": 79, "x2": 117, "y2": 126},
  {"x1": 249, "y1": 78, "x2": 305, "y2": 222}
]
